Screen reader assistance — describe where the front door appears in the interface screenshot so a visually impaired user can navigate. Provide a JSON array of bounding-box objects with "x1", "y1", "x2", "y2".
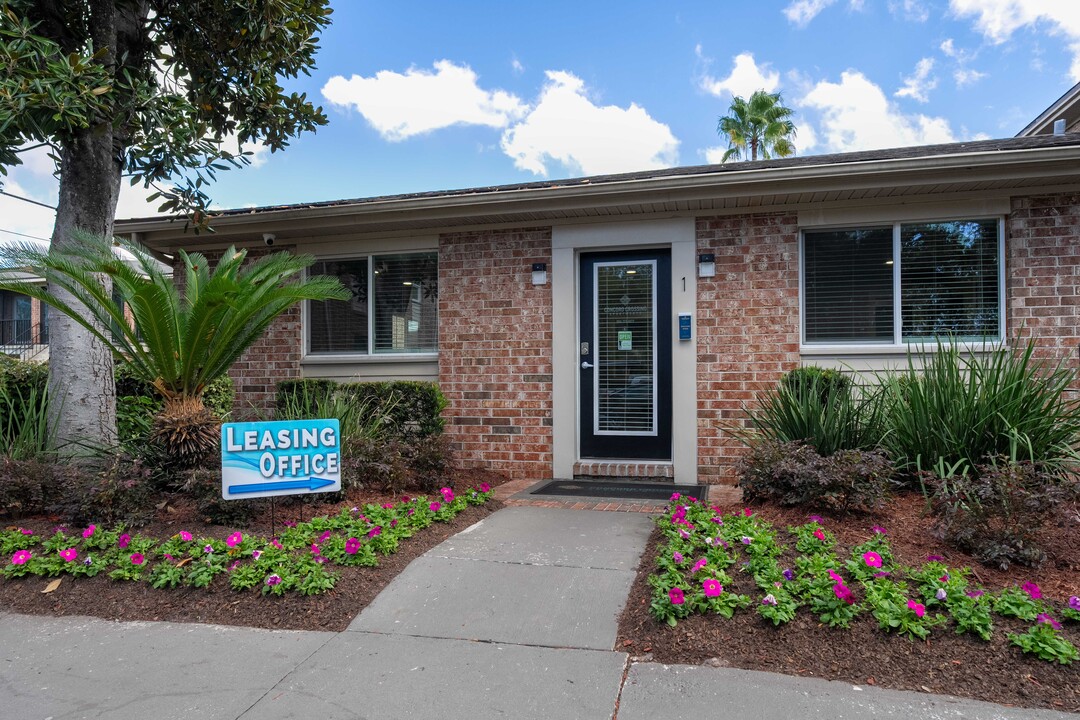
[{"x1": 579, "y1": 250, "x2": 672, "y2": 460}]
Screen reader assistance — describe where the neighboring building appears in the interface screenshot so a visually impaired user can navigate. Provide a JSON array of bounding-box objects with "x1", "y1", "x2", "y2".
[
  {"x1": 0, "y1": 274, "x2": 49, "y2": 363},
  {"x1": 117, "y1": 123, "x2": 1080, "y2": 487},
  {"x1": 1017, "y1": 81, "x2": 1080, "y2": 137}
]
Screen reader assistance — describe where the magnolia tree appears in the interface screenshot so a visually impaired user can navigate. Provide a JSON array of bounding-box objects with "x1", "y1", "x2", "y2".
[{"x1": 0, "y1": 0, "x2": 333, "y2": 454}]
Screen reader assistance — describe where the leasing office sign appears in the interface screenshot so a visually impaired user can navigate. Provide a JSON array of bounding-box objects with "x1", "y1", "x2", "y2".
[{"x1": 220, "y1": 419, "x2": 341, "y2": 500}]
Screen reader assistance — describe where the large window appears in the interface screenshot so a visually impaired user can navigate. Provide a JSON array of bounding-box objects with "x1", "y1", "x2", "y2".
[
  {"x1": 802, "y1": 219, "x2": 1002, "y2": 346},
  {"x1": 307, "y1": 252, "x2": 438, "y2": 355}
]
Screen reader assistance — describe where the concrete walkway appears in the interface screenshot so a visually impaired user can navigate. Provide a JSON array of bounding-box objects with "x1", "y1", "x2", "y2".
[{"x1": 0, "y1": 506, "x2": 1074, "y2": 719}]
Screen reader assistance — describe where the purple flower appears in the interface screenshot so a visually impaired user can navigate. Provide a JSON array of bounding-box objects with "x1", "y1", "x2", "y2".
[
  {"x1": 871, "y1": 525, "x2": 887, "y2": 535},
  {"x1": 1021, "y1": 582, "x2": 1042, "y2": 600},
  {"x1": 83, "y1": 556, "x2": 92, "y2": 566},
  {"x1": 926, "y1": 555, "x2": 943, "y2": 562},
  {"x1": 368, "y1": 526, "x2": 382, "y2": 538},
  {"x1": 318, "y1": 531, "x2": 332, "y2": 543},
  {"x1": 59, "y1": 548, "x2": 77, "y2": 562},
  {"x1": 117, "y1": 533, "x2": 131, "y2": 550},
  {"x1": 782, "y1": 568, "x2": 794, "y2": 582},
  {"x1": 226, "y1": 532, "x2": 243, "y2": 548},
  {"x1": 833, "y1": 583, "x2": 854, "y2": 605},
  {"x1": 1069, "y1": 596, "x2": 1080, "y2": 611},
  {"x1": 936, "y1": 588, "x2": 947, "y2": 601},
  {"x1": 11, "y1": 550, "x2": 31, "y2": 565},
  {"x1": 966, "y1": 589, "x2": 984, "y2": 598},
  {"x1": 741, "y1": 536, "x2": 752, "y2": 545},
  {"x1": 204, "y1": 545, "x2": 214, "y2": 554},
  {"x1": 673, "y1": 551, "x2": 684, "y2": 564},
  {"x1": 266, "y1": 574, "x2": 282, "y2": 587},
  {"x1": 351, "y1": 506, "x2": 360, "y2": 513},
  {"x1": 678, "y1": 529, "x2": 690, "y2": 540},
  {"x1": 668, "y1": 587, "x2": 685, "y2": 605},
  {"x1": 345, "y1": 537, "x2": 361, "y2": 555},
  {"x1": 873, "y1": 571, "x2": 891, "y2": 578},
  {"x1": 762, "y1": 594, "x2": 778, "y2": 606},
  {"x1": 862, "y1": 551, "x2": 882, "y2": 568},
  {"x1": 1036, "y1": 613, "x2": 1062, "y2": 630},
  {"x1": 710, "y1": 516, "x2": 724, "y2": 525},
  {"x1": 702, "y1": 579, "x2": 723, "y2": 597},
  {"x1": 251, "y1": 550, "x2": 262, "y2": 561},
  {"x1": 808, "y1": 515, "x2": 823, "y2": 523},
  {"x1": 430, "y1": 501, "x2": 441, "y2": 512},
  {"x1": 907, "y1": 600, "x2": 926, "y2": 618},
  {"x1": 691, "y1": 558, "x2": 708, "y2": 573},
  {"x1": 310, "y1": 543, "x2": 321, "y2": 556},
  {"x1": 130, "y1": 553, "x2": 144, "y2": 565},
  {"x1": 479, "y1": 483, "x2": 491, "y2": 493}
]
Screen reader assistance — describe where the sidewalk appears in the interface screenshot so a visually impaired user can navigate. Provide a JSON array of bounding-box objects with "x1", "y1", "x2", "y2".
[{"x1": 0, "y1": 505, "x2": 1073, "y2": 719}]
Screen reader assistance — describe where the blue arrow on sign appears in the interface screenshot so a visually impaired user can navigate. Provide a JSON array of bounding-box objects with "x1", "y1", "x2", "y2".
[{"x1": 228, "y1": 477, "x2": 337, "y2": 495}]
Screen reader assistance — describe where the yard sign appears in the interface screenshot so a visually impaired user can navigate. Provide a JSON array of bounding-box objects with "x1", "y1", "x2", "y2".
[{"x1": 220, "y1": 419, "x2": 341, "y2": 500}]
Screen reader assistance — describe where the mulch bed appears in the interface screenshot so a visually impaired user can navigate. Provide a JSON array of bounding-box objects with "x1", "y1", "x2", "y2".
[
  {"x1": 0, "y1": 469, "x2": 508, "y2": 633},
  {"x1": 617, "y1": 493, "x2": 1080, "y2": 714}
]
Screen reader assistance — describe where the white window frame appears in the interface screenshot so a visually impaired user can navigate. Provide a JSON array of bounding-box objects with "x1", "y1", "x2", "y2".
[
  {"x1": 799, "y1": 216, "x2": 1006, "y2": 354},
  {"x1": 302, "y1": 251, "x2": 439, "y2": 361}
]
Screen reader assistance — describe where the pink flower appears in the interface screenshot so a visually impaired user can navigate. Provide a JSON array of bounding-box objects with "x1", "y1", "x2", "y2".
[
  {"x1": 430, "y1": 501, "x2": 441, "y2": 512},
  {"x1": 862, "y1": 552, "x2": 882, "y2": 568},
  {"x1": 808, "y1": 515, "x2": 823, "y2": 523},
  {"x1": 1036, "y1": 613, "x2": 1062, "y2": 630},
  {"x1": 678, "y1": 529, "x2": 690, "y2": 540},
  {"x1": 11, "y1": 550, "x2": 31, "y2": 565},
  {"x1": 1069, "y1": 596, "x2": 1080, "y2": 611},
  {"x1": 382, "y1": 502, "x2": 395, "y2": 509},
  {"x1": 164, "y1": 553, "x2": 174, "y2": 561},
  {"x1": 813, "y1": 529, "x2": 825, "y2": 542},
  {"x1": 18, "y1": 528, "x2": 32, "y2": 536},
  {"x1": 741, "y1": 536, "x2": 752, "y2": 545},
  {"x1": 440, "y1": 487, "x2": 455, "y2": 503},
  {"x1": 828, "y1": 569, "x2": 843, "y2": 583},
  {"x1": 390, "y1": 519, "x2": 398, "y2": 528},
  {"x1": 368, "y1": 526, "x2": 382, "y2": 538},
  {"x1": 762, "y1": 594, "x2": 778, "y2": 606},
  {"x1": 118, "y1": 533, "x2": 131, "y2": 549},
  {"x1": 82, "y1": 524, "x2": 96, "y2": 539},
  {"x1": 271, "y1": 539, "x2": 283, "y2": 550},
  {"x1": 130, "y1": 553, "x2": 144, "y2": 565},
  {"x1": 179, "y1": 531, "x2": 193, "y2": 542},
  {"x1": 669, "y1": 587, "x2": 685, "y2": 605},
  {"x1": 691, "y1": 558, "x2": 708, "y2": 574},
  {"x1": 59, "y1": 548, "x2": 77, "y2": 562},
  {"x1": 228, "y1": 561, "x2": 240, "y2": 572},
  {"x1": 871, "y1": 526, "x2": 887, "y2": 535},
  {"x1": 703, "y1": 579, "x2": 723, "y2": 597},
  {"x1": 673, "y1": 552, "x2": 684, "y2": 563},
  {"x1": 204, "y1": 545, "x2": 214, "y2": 554},
  {"x1": 318, "y1": 531, "x2": 332, "y2": 543},
  {"x1": 670, "y1": 492, "x2": 681, "y2": 501},
  {"x1": 479, "y1": 483, "x2": 491, "y2": 493},
  {"x1": 833, "y1": 583, "x2": 854, "y2": 605},
  {"x1": 1021, "y1": 582, "x2": 1042, "y2": 600},
  {"x1": 345, "y1": 537, "x2": 361, "y2": 555},
  {"x1": 926, "y1": 554, "x2": 943, "y2": 562},
  {"x1": 251, "y1": 550, "x2": 262, "y2": 561},
  {"x1": 310, "y1": 544, "x2": 321, "y2": 556},
  {"x1": 743, "y1": 508, "x2": 752, "y2": 517},
  {"x1": 266, "y1": 574, "x2": 282, "y2": 586},
  {"x1": 226, "y1": 532, "x2": 242, "y2": 548},
  {"x1": 907, "y1": 600, "x2": 926, "y2": 618}
]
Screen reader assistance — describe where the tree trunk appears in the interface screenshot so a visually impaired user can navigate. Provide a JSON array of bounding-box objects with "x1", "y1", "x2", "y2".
[{"x1": 48, "y1": 127, "x2": 122, "y2": 455}]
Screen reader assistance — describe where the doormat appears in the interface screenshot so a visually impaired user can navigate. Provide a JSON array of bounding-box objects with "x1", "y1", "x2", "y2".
[{"x1": 529, "y1": 479, "x2": 706, "y2": 501}]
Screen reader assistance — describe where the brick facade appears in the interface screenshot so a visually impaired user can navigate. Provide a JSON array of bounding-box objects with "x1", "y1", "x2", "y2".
[
  {"x1": 694, "y1": 213, "x2": 802, "y2": 483},
  {"x1": 438, "y1": 228, "x2": 553, "y2": 479},
  {"x1": 1007, "y1": 193, "x2": 1080, "y2": 376}
]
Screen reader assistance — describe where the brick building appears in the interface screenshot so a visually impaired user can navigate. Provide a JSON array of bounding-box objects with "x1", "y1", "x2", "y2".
[{"x1": 118, "y1": 127, "x2": 1080, "y2": 487}]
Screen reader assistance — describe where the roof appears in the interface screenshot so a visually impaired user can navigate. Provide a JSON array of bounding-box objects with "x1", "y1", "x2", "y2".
[
  {"x1": 117, "y1": 133, "x2": 1080, "y2": 248},
  {"x1": 1017, "y1": 81, "x2": 1080, "y2": 137}
]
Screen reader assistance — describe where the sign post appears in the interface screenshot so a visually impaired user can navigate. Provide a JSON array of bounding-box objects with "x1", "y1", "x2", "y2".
[{"x1": 221, "y1": 419, "x2": 342, "y2": 500}]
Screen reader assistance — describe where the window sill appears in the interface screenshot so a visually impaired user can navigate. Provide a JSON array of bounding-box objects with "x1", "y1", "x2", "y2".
[
  {"x1": 800, "y1": 340, "x2": 1006, "y2": 356},
  {"x1": 302, "y1": 353, "x2": 438, "y2": 365}
]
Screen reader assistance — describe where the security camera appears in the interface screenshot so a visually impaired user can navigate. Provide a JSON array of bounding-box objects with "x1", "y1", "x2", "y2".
[{"x1": 263, "y1": 233, "x2": 276, "y2": 247}]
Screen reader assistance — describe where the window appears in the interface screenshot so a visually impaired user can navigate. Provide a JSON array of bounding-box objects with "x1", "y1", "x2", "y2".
[
  {"x1": 307, "y1": 252, "x2": 438, "y2": 355},
  {"x1": 802, "y1": 219, "x2": 1002, "y2": 346}
]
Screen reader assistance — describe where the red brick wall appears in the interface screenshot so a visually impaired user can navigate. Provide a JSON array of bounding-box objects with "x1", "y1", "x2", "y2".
[
  {"x1": 695, "y1": 213, "x2": 801, "y2": 483},
  {"x1": 172, "y1": 246, "x2": 302, "y2": 419},
  {"x1": 1007, "y1": 194, "x2": 1080, "y2": 377},
  {"x1": 438, "y1": 228, "x2": 553, "y2": 479}
]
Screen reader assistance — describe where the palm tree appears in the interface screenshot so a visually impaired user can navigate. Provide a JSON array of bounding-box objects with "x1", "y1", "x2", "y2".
[
  {"x1": 717, "y1": 90, "x2": 797, "y2": 163},
  {"x1": 0, "y1": 234, "x2": 348, "y2": 465}
]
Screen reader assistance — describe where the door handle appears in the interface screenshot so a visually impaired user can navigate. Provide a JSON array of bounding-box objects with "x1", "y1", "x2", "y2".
[{"x1": 581, "y1": 361, "x2": 594, "y2": 369}]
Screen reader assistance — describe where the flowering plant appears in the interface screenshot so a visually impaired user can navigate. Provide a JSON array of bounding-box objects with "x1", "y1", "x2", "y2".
[
  {"x1": 993, "y1": 586, "x2": 1045, "y2": 621},
  {"x1": 1008, "y1": 620, "x2": 1078, "y2": 665}
]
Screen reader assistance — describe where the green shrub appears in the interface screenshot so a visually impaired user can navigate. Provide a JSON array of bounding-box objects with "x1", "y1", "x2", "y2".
[
  {"x1": 737, "y1": 367, "x2": 886, "y2": 457},
  {"x1": 882, "y1": 338, "x2": 1080, "y2": 477},
  {"x1": 276, "y1": 379, "x2": 446, "y2": 439},
  {"x1": 737, "y1": 439, "x2": 895, "y2": 511},
  {"x1": 115, "y1": 362, "x2": 233, "y2": 450},
  {"x1": 928, "y1": 457, "x2": 1073, "y2": 569},
  {"x1": 0, "y1": 357, "x2": 52, "y2": 459},
  {"x1": 49, "y1": 454, "x2": 161, "y2": 526}
]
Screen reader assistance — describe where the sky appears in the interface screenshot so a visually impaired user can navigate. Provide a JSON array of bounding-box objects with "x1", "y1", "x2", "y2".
[{"x1": 3, "y1": 0, "x2": 1080, "y2": 244}]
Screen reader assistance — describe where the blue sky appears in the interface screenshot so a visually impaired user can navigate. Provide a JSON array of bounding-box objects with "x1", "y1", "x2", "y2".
[{"x1": 4, "y1": 0, "x2": 1080, "y2": 242}]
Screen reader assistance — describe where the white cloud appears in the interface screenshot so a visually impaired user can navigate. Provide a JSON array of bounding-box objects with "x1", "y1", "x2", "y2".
[
  {"x1": 499, "y1": 71, "x2": 678, "y2": 176},
  {"x1": 801, "y1": 70, "x2": 956, "y2": 153},
  {"x1": 954, "y1": 68, "x2": 989, "y2": 86},
  {"x1": 783, "y1": 0, "x2": 863, "y2": 26},
  {"x1": 888, "y1": 0, "x2": 930, "y2": 22},
  {"x1": 321, "y1": 60, "x2": 528, "y2": 141},
  {"x1": 700, "y1": 52, "x2": 780, "y2": 98},
  {"x1": 511, "y1": 57, "x2": 525, "y2": 75},
  {"x1": 950, "y1": 0, "x2": 1080, "y2": 80},
  {"x1": 895, "y1": 58, "x2": 938, "y2": 102},
  {"x1": 784, "y1": 0, "x2": 837, "y2": 26}
]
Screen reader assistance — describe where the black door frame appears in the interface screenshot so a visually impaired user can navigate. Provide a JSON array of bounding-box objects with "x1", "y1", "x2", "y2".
[{"x1": 579, "y1": 249, "x2": 672, "y2": 460}]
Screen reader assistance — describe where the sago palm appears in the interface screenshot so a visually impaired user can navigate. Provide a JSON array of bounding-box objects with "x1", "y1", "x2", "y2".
[
  {"x1": 0, "y1": 233, "x2": 348, "y2": 465},
  {"x1": 717, "y1": 90, "x2": 797, "y2": 162}
]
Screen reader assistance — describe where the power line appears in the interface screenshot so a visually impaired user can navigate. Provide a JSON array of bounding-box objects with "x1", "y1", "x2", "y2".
[
  {"x1": 0, "y1": 190, "x2": 56, "y2": 210},
  {"x1": 0, "y1": 227, "x2": 49, "y2": 242}
]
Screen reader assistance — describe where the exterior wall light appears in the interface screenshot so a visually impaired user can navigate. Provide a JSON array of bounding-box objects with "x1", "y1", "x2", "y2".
[
  {"x1": 698, "y1": 253, "x2": 716, "y2": 278},
  {"x1": 532, "y1": 262, "x2": 548, "y2": 285}
]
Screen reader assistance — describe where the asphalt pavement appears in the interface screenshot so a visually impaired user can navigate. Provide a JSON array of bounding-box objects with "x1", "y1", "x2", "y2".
[{"x1": 0, "y1": 505, "x2": 1073, "y2": 719}]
